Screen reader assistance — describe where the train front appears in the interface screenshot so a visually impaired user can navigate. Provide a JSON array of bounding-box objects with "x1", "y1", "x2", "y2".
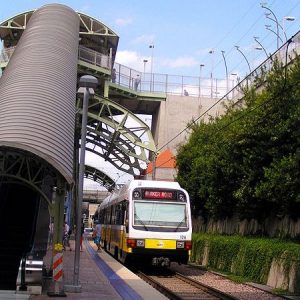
[{"x1": 127, "y1": 181, "x2": 192, "y2": 267}]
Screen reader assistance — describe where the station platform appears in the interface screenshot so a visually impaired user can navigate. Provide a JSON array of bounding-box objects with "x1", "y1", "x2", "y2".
[{"x1": 26, "y1": 239, "x2": 167, "y2": 300}]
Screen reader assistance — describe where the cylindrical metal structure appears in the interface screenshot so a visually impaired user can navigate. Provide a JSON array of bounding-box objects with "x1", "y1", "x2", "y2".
[{"x1": 0, "y1": 4, "x2": 79, "y2": 184}]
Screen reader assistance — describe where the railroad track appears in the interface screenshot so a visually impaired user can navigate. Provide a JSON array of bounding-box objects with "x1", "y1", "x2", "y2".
[{"x1": 138, "y1": 271, "x2": 238, "y2": 300}]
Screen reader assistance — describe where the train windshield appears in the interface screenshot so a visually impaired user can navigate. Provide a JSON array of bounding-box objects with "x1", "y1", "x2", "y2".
[{"x1": 133, "y1": 201, "x2": 187, "y2": 228}]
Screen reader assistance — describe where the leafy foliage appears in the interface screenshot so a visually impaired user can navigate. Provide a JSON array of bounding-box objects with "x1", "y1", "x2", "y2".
[
  {"x1": 176, "y1": 54, "x2": 300, "y2": 222},
  {"x1": 191, "y1": 233, "x2": 300, "y2": 287}
]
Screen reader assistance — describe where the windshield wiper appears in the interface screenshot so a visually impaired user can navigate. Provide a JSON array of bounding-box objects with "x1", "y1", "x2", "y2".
[
  {"x1": 174, "y1": 218, "x2": 186, "y2": 232},
  {"x1": 134, "y1": 214, "x2": 149, "y2": 231}
]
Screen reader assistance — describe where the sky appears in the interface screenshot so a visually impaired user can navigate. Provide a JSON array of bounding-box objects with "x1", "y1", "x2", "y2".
[
  {"x1": 1, "y1": 0, "x2": 300, "y2": 79},
  {"x1": 1, "y1": 0, "x2": 300, "y2": 187}
]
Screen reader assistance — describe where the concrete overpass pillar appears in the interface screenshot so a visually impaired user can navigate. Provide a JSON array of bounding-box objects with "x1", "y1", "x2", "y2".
[{"x1": 148, "y1": 94, "x2": 221, "y2": 181}]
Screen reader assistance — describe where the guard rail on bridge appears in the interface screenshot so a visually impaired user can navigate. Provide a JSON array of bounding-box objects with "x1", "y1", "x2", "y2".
[
  {"x1": 2, "y1": 31, "x2": 300, "y2": 101},
  {"x1": 0, "y1": 45, "x2": 231, "y2": 98}
]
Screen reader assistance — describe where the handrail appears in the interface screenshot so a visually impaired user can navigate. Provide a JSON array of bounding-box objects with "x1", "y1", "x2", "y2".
[
  {"x1": 2, "y1": 29, "x2": 299, "y2": 100},
  {"x1": 0, "y1": 45, "x2": 230, "y2": 98},
  {"x1": 78, "y1": 45, "x2": 112, "y2": 70},
  {"x1": 111, "y1": 62, "x2": 231, "y2": 98},
  {"x1": 0, "y1": 46, "x2": 14, "y2": 63}
]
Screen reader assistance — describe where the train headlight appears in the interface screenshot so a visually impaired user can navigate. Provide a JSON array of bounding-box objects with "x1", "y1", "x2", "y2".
[
  {"x1": 136, "y1": 239, "x2": 145, "y2": 248},
  {"x1": 178, "y1": 193, "x2": 186, "y2": 201},
  {"x1": 133, "y1": 190, "x2": 141, "y2": 199},
  {"x1": 176, "y1": 241, "x2": 185, "y2": 249}
]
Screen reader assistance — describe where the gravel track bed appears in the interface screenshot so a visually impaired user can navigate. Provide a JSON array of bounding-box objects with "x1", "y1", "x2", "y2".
[{"x1": 170, "y1": 263, "x2": 286, "y2": 300}]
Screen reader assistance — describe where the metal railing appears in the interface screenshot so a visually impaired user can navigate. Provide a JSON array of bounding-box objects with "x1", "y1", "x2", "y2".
[
  {"x1": 2, "y1": 28, "x2": 299, "y2": 100},
  {"x1": 78, "y1": 45, "x2": 112, "y2": 70},
  {"x1": 112, "y1": 62, "x2": 232, "y2": 98},
  {"x1": 0, "y1": 46, "x2": 14, "y2": 63},
  {"x1": 0, "y1": 45, "x2": 231, "y2": 99}
]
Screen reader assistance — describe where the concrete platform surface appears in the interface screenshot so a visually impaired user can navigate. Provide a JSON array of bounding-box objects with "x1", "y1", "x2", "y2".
[{"x1": 24, "y1": 239, "x2": 167, "y2": 300}]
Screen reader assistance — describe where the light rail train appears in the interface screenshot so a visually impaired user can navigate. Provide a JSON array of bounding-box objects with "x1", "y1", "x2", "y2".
[{"x1": 95, "y1": 180, "x2": 192, "y2": 267}]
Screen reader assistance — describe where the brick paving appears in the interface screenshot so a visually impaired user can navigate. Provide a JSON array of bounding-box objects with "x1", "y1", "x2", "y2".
[{"x1": 29, "y1": 239, "x2": 121, "y2": 300}]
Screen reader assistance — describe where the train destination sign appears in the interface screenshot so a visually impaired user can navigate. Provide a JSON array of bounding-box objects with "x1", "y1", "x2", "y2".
[{"x1": 143, "y1": 190, "x2": 175, "y2": 200}]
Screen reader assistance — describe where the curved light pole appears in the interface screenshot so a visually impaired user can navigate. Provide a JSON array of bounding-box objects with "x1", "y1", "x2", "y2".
[
  {"x1": 265, "y1": 15, "x2": 295, "y2": 43},
  {"x1": 253, "y1": 36, "x2": 270, "y2": 59},
  {"x1": 221, "y1": 50, "x2": 228, "y2": 95},
  {"x1": 235, "y1": 45, "x2": 251, "y2": 74},
  {"x1": 265, "y1": 24, "x2": 283, "y2": 45},
  {"x1": 261, "y1": 4, "x2": 280, "y2": 48}
]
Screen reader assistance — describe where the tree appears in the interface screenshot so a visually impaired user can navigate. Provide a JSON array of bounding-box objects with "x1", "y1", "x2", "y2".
[{"x1": 176, "y1": 55, "x2": 300, "y2": 221}]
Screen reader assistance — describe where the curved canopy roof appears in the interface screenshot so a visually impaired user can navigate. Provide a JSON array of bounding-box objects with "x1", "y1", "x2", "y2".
[
  {"x1": 0, "y1": 8, "x2": 119, "y2": 63},
  {"x1": 0, "y1": 4, "x2": 79, "y2": 184},
  {"x1": 84, "y1": 165, "x2": 116, "y2": 191}
]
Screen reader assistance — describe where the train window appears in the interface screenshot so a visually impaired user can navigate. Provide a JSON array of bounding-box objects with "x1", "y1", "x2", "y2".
[
  {"x1": 123, "y1": 201, "x2": 129, "y2": 230},
  {"x1": 112, "y1": 206, "x2": 116, "y2": 224},
  {"x1": 105, "y1": 207, "x2": 112, "y2": 224},
  {"x1": 116, "y1": 204, "x2": 122, "y2": 225},
  {"x1": 133, "y1": 201, "x2": 187, "y2": 228},
  {"x1": 99, "y1": 210, "x2": 105, "y2": 223},
  {"x1": 115, "y1": 201, "x2": 128, "y2": 225}
]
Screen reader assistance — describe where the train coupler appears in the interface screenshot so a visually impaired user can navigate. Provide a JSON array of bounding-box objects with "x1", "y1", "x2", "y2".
[{"x1": 152, "y1": 257, "x2": 170, "y2": 267}]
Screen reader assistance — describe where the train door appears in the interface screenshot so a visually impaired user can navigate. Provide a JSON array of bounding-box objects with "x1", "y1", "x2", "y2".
[{"x1": 118, "y1": 200, "x2": 128, "y2": 262}]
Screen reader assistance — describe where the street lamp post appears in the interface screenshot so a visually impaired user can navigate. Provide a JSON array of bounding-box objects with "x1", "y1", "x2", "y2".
[
  {"x1": 261, "y1": 7, "x2": 295, "y2": 46},
  {"x1": 221, "y1": 50, "x2": 228, "y2": 96},
  {"x1": 235, "y1": 45, "x2": 251, "y2": 74},
  {"x1": 230, "y1": 73, "x2": 238, "y2": 97},
  {"x1": 230, "y1": 72, "x2": 238, "y2": 84},
  {"x1": 143, "y1": 59, "x2": 148, "y2": 91},
  {"x1": 282, "y1": 16, "x2": 296, "y2": 42},
  {"x1": 73, "y1": 75, "x2": 98, "y2": 289},
  {"x1": 199, "y1": 64, "x2": 204, "y2": 97},
  {"x1": 261, "y1": 4, "x2": 280, "y2": 48},
  {"x1": 149, "y1": 44, "x2": 154, "y2": 91},
  {"x1": 265, "y1": 24, "x2": 283, "y2": 45},
  {"x1": 209, "y1": 49, "x2": 214, "y2": 99},
  {"x1": 143, "y1": 59, "x2": 148, "y2": 74}
]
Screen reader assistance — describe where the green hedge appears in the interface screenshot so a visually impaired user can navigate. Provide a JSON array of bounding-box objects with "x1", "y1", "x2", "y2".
[{"x1": 191, "y1": 233, "x2": 300, "y2": 284}]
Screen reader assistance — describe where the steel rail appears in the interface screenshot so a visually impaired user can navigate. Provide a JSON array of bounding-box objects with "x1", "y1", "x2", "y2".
[{"x1": 138, "y1": 271, "x2": 239, "y2": 300}]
